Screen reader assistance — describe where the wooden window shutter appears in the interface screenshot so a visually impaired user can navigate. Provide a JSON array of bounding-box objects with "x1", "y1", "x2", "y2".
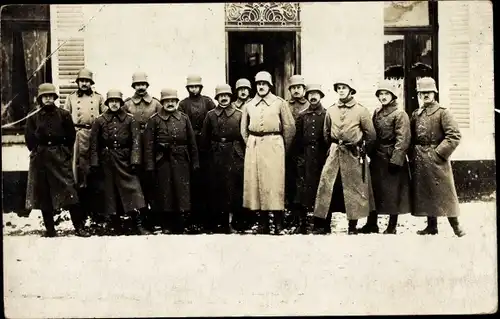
[{"x1": 50, "y1": 5, "x2": 85, "y2": 108}]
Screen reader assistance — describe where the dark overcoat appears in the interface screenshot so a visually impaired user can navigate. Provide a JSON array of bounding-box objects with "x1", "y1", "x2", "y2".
[
  {"x1": 409, "y1": 101, "x2": 461, "y2": 217},
  {"x1": 200, "y1": 105, "x2": 245, "y2": 213},
  {"x1": 25, "y1": 105, "x2": 79, "y2": 212},
  {"x1": 89, "y1": 109, "x2": 145, "y2": 216},
  {"x1": 143, "y1": 109, "x2": 200, "y2": 212},
  {"x1": 370, "y1": 101, "x2": 412, "y2": 215}
]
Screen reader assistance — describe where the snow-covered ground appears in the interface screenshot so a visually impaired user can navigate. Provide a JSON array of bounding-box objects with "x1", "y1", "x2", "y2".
[{"x1": 3, "y1": 201, "x2": 497, "y2": 317}]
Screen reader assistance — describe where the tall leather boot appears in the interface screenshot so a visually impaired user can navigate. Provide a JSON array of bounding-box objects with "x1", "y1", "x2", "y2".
[
  {"x1": 132, "y1": 209, "x2": 151, "y2": 235},
  {"x1": 359, "y1": 211, "x2": 379, "y2": 234},
  {"x1": 417, "y1": 216, "x2": 438, "y2": 235},
  {"x1": 312, "y1": 216, "x2": 327, "y2": 235},
  {"x1": 383, "y1": 215, "x2": 398, "y2": 234},
  {"x1": 448, "y1": 217, "x2": 466, "y2": 237},
  {"x1": 273, "y1": 211, "x2": 285, "y2": 235},
  {"x1": 41, "y1": 210, "x2": 57, "y2": 237},
  {"x1": 68, "y1": 204, "x2": 90, "y2": 237},
  {"x1": 258, "y1": 211, "x2": 270, "y2": 234},
  {"x1": 293, "y1": 207, "x2": 308, "y2": 234},
  {"x1": 348, "y1": 219, "x2": 359, "y2": 235},
  {"x1": 172, "y1": 211, "x2": 185, "y2": 235}
]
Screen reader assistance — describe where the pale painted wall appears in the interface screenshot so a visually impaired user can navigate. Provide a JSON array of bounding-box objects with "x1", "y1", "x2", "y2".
[
  {"x1": 301, "y1": 2, "x2": 385, "y2": 112},
  {"x1": 83, "y1": 4, "x2": 226, "y2": 102}
]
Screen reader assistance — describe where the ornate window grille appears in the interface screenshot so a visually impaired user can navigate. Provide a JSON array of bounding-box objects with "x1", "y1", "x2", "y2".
[{"x1": 225, "y1": 2, "x2": 301, "y2": 30}]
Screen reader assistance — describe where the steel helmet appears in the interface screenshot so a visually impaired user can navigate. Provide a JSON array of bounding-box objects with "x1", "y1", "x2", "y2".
[
  {"x1": 305, "y1": 84, "x2": 325, "y2": 99},
  {"x1": 416, "y1": 77, "x2": 438, "y2": 93},
  {"x1": 105, "y1": 89, "x2": 124, "y2": 106},
  {"x1": 333, "y1": 79, "x2": 357, "y2": 95},
  {"x1": 37, "y1": 83, "x2": 59, "y2": 100},
  {"x1": 235, "y1": 78, "x2": 251, "y2": 90},
  {"x1": 255, "y1": 71, "x2": 273, "y2": 86},
  {"x1": 76, "y1": 68, "x2": 95, "y2": 84},
  {"x1": 186, "y1": 74, "x2": 203, "y2": 87},
  {"x1": 214, "y1": 84, "x2": 233, "y2": 100},
  {"x1": 131, "y1": 71, "x2": 149, "y2": 87},
  {"x1": 160, "y1": 88, "x2": 179, "y2": 102},
  {"x1": 288, "y1": 75, "x2": 306, "y2": 89},
  {"x1": 375, "y1": 80, "x2": 398, "y2": 99}
]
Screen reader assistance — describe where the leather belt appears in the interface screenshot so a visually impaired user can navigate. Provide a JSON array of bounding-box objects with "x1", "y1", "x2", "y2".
[
  {"x1": 75, "y1": 124, "x2": 92, "y2": 129},
  {"x1": 212, "y1": 137, "x2": 236, "y2": 143},
  {"x1": 39, "y1": 141, "x2": 64, "y2": 146},
  {"x1": 331, "y1": 138, "x2": 359, "y2": 146},
  {"x1": 248, "y1": 130, "x2": 281, "y2": 137},
  {"x1": 104, "y1": 142, "x2": 129, "y2": 149}
]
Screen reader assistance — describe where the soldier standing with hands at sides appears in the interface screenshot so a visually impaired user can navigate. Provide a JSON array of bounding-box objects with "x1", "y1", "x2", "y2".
[
  {"x1": 89, "y1": 89, "x2": 148, "y2": 235},
  {"x1": 63, "y1": 68, "x2": 105, "y2": 228},
  {"x1": 313, "y1": 79, "x2": 376, "y2": 235},
  {"x1": 360, "y1": 80, "x2": 411, "y2": 234},
  {"x1": 232, "y1": 78, "x2": 252, "y2": 111},
  {"x1": 409, "y1": 77, "x2": 465, "y2": 237},
  {"x1": 292, "y1": 84, "x2": 328, "y2": 234},
  {"x1": 201, "y1": 84, "x2": 245, "y2": 234},
  {"x1": 143, "y1": 89, "x2": 200, "y2": 234},
  {"x1": 241, "y1": 71, "x2": 296, "y2": 235},
  {"x1": 25, "y1": 83, "x2": 90, "y2": 237},
  {"x1": 123, "y1": 71, "x2": 162, "y2": 232},
  {"x1": 179, "y1": 75, "x2": 216, "y2": 233}
]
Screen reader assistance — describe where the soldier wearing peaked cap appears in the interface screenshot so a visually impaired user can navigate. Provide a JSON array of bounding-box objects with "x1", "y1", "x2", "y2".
[
  {"x1": 143, "y1": 88, "x2": 200, "y2": 234},
  {"x1": 25, "y1": 83, "x2": 90, "y2": 237},
  {"x1": 313, "y1": 78, "x2": 377, "y2": 235},
  {"x1": 232, "y1": 78, "x2": 252, "y2": 111},
  {"x1": 178, "y1": 74, "x2": 216, "y2": 233},
  {"x1": 122, "y1": 71, "x2": 162, "y2": 231},
  {"x1": 359, "y1": 80, "x2": 411, "y2": 235},
  {"x1": 63, "y1": 68, "x2": 105, "y2": 226},
  {"x1": 409, "y1": 77, "x2": 465, "y2": 237},
  {"x1": 201, "y1": 84, "x2": 245, "y2": 234},
  {"x1": 89, "y1": 89, "x2": 149, "y2": 235},
  {"x1": 241, "y1": 71, "x2": 296, "y2": 235}
]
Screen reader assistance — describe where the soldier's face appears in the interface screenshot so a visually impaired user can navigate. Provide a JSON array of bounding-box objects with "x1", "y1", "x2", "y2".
[
  {"x1": 134, "y1": 83, "x2": 148, "y2": 95},
  {"x1": 162, "y1": 99, "x2": 179, "y2": 112},
  {"x1": 418, "y1": 91, "x2": 435, "y2": 104},
  {"x1": 307, "y1": 91, "x2": 322, "y2": 105},
  {"x1": 187, "y1": 86, "x2": 201, "y2": 95},
  {"x1": 40, "y1": 94, "x2": 55, "y2": 106},
  {"x1": 217, "y1": 94, "x2": 231, "y2": 107},
  {"x1": 290, "y1": 85, "x2": 305, "y2": 99},
  {"x1": 378, "y1": 91, "x2": 394, "y2": 106},
  {"x1": 336, "y1": 84, "x2": 351, "y2": 99},
  {"x1": 256, "y1": 82, "x2": 270, "y2": 97},
  {"x1": 108, "y1": 99, "x2": 122, "y2": 112},
  {"x1": 237, "y1": 88, "x2": 250, "y2": 100},
  {"x1": 77, "y1": 79, "x2": 92, "y2": 91}
]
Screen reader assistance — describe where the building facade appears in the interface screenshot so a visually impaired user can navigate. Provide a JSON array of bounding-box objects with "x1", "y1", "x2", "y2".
[{"x1": 1, "y1": 2, "x2": 495, "y2": 213}]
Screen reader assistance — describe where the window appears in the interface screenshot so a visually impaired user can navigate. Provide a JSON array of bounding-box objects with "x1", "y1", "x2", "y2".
[
  {"x1": 384, "y1": 1, "x2": 438, "y2": 114},
  {"x1": 1, "y1": 5, "x2": 52, "y2": 133}
]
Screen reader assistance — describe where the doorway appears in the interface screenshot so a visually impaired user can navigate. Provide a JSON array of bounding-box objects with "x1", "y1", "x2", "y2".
[{"x1": 227, "y1": 31, "x2": 298, "y2": 100}]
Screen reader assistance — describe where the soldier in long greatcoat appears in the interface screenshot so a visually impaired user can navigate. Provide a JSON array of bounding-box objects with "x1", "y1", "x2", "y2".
[
  {"x1": 25, "y1": 83, "x2": 90, "y2": 237},
  {"x1": 90, "y1": 89, "x2": 148, "y2": 235},
  {"x1": 144, "y1": 88, "x2": 200, "y2": 234},
  {"x1": 63, "y1": 68, "x2": 105, "y2": 224},
  {"x1": 292, "y1": 84, "x2": 328, "y2": 234},
  {"x1": 123, "y1": 71, "x2": 162, "y2": 231},
  {"x1": 313, "y1": 79, "x2": 376, "y2": 235},
  {"x1": 201, "y1": 84, "x2": 245, "y2": 233},
  {"x1": 360, "y1": 80, "x2": 411, "y2": 235},
  {"x1": 409, "y1": 77, "x2": 465, "y2": 237},
  {"x1": 178, "y1": 75, "x2": 216, "y2": 233},
  {"x1": 241, "y1": 71, "x2": 296, "y2": 235}
]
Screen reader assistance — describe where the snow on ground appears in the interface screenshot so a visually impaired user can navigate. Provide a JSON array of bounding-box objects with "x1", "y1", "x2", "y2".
[{"x1": 3, "y1": 201, "x2": 498, "y2": 317}]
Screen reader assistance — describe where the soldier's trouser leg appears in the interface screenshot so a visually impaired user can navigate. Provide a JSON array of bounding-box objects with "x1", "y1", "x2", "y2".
[
  {"x1": 348, "y1": 219, "x2": 359, "y2": 235},
  {"x1": 66, "y1": 204, "x2": 90, "y2": 237},
  {"x1": 272, "y1": 211, "x2": 285, "y2": 235},
  {"x1": 448, "y1": 217, "x2": 466, "y2": 237},
  {"x1": 257, "y1": 211, "x2": 270, "y2": 234},
  {"x1": 172, "y1": 211, "x2": 185, "y2": 235},
  {"x1": 41, "y1": 210, "x2": 56, "y2": 237},
  {"x1": 383, "y1": 215, "x2": 398, "y2": 234},
  {"x1": 359, "y1": 211, "x2": 379, "y2": 233},
  {"x1": 131, "y1": 209, "x2": 151, "y2": 235},
  {"x1": 417, "y1": 216, "x2": 438, "y2": 235}
]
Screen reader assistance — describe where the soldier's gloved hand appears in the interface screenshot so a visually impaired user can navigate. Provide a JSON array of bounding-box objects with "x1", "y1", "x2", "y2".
[{"x1": 388, "y1": 163, "x2": 401, "y2": 175}]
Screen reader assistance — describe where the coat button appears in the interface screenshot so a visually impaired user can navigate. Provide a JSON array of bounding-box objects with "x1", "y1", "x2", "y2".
[
  {"x1": 77, "y1": 101, "x2": 80, "y2": 104},
  {"x1": 91, "y1": 101, "x2": 93, "y2": 104}
]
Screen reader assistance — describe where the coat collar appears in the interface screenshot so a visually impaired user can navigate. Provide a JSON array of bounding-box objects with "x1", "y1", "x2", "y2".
[
  {"x1": 232, "y1": 99, "x2": 248, "y2": 109},
  {"x1": 214, "y1": 105, "x2": 236, "y2": 117},
  {"x1": 77, "y1": 89, "x2": 93, "y2": 97},
  {"x1": 103, "y1": 109, "x2": 127, "y2": 122},
  {"x1": 337, "y1": 97, "x2": 356, "y2": 108},
  {"x1": 253, "y1": 93, "x2": 278, "y2": 106},
  {"x1": 417, "y1": 101, "x2": 441, "y2": 116},
  {"x1": 376, "y1": 101, "x2": 399, "y2": 117},
  {"x1": 289, "y1": 97, "x2": 308, "y2": 105},
  {"x1": 304, "y1": 103, "x2": 326, "y2": 116},
  {"x1": 157, "y1": 108, "x2": 181, "y2": 121},
  {"x1": 131, "y1": 92, "x2": 153, "y2": 105}
]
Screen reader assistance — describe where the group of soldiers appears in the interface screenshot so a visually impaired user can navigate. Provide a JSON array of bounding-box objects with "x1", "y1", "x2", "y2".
[{"x1": 25, "y1": 67, "x2": 466, "y2": 238}]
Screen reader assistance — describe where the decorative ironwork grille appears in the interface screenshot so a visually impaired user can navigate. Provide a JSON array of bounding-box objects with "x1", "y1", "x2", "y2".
[{"x1": 225, "y1": 3, "x2": 301, "y2": 30}]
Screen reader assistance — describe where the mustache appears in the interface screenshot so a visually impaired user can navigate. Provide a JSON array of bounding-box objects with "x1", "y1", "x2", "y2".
[{"x1": 310, "y1": 98, "x2": 318, "y2": 102}]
